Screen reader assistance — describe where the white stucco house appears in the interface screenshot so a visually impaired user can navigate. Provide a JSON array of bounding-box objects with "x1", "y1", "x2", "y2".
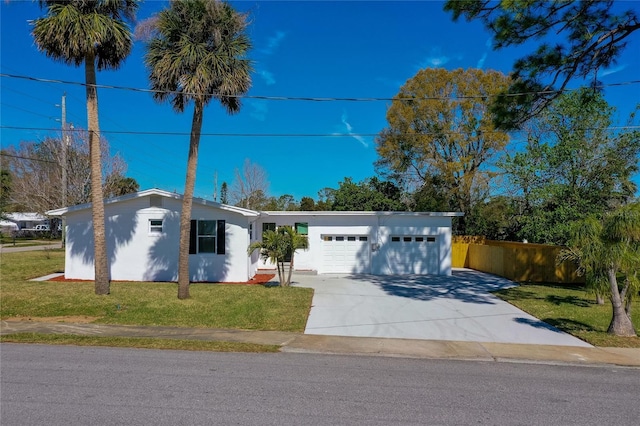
[{"x1": 47, "y1": 188, "x2": 463, "y2": 282}]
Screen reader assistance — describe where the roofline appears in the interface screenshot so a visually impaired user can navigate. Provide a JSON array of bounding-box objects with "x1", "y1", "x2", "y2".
[
  {"x1": 259, "y1": 211, "x2": 464, "y2": 217},
  {"x1": 46, "y1": 188, "x2": 260, "y2": 218}
]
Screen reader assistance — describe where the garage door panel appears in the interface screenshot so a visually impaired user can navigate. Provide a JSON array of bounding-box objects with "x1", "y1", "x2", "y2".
[
  {"x1": 322, "y1": 235, "x2": 370, "y2": 273},
  {"x1": 386, "y1": 235, "x2": 438, "y2": 275}
]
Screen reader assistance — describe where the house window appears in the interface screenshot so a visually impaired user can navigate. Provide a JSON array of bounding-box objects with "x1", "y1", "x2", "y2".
[
  {"x1": 295, "y1": 222, "x2": 308, "y2": 235},
  {"x1": 415, "y1": 236, "x2": 424, "y2": 242},
  {"x1": 391, "y1": 237, "x2": 400, "y2": 242},
  {"x1": 198, "y1": 220, "x2": 217, "y2": 253},
  {"x1": 262, "y1": 222, "x2": 276, "y2": 235},
  {"x1": 347, "y1": 236, "x2": 356, "y2": 241},
  {"x1": 189, "y1": 220, "x2": 225, "y2": 254},
  {"x1": 427, "y1": 237, "x2": 436, "y2": 242},
  {"x1": 359, "y1": 236, "x2": 368, "y2": 241},
  {"x1": 403, "y1": 236, "x2": 412, "y2": 242},
  {"x1": 149, "y1": 219, "x2": 163, "y2": 234}
]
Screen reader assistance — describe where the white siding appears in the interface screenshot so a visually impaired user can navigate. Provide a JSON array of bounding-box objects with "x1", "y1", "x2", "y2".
[
  {"x1": 64, "y1": 194, "x2": 253, "y2": 282},
  {"x1": 255, "y1": 213, "x2": 454, "y2": 276}
]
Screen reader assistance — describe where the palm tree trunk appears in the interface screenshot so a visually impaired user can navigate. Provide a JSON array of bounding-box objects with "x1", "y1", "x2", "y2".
[
  {"x1": 286, "y1": 252, "x2": 294, "y2": 286},
  {"x1": 85, "y1": 52, "x2": 109, "y2": 295},
  {"x1": 178, "y1": 98, "x2": 204, "y2": 299},
  {"x1": 606, "y1": 268, "x2": 636, "y2": 337}
]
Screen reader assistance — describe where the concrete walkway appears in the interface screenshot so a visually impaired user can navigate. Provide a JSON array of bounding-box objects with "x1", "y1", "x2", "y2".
[
  {"x1": 293, "y1": 270, "x2": 592, "y2": 347},
  {"x1": 0, "y1": 242, "x2": 62, "y2": 253},
  {"x1": 1, "y1": 320, "x2": 639, "y2": 367}
]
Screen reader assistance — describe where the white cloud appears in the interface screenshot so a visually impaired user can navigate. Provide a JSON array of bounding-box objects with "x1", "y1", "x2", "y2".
[
  {"x1": 476, "y1": 38, "x2": 492, "y2": 69},
  {"x1": 257, "y1": 69, "x2": 276, "y2": 85},
  {"x1": 248, "y1": 99, "x2": 268, "y2": 121},
  {"x1": 260, "y1": 31, "x2": 286, "y2": 55},
  {"x1": 341, "y1": 111, "x2": 368, "y2": 148},
  {"x1": 417, "y1": 47, "x2": 461, "y2": 69}
]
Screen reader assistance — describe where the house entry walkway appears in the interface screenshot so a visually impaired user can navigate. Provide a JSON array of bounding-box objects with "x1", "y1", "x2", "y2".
[{"x1": 292, "y1": 269, "x2": 592, "y2": 347}]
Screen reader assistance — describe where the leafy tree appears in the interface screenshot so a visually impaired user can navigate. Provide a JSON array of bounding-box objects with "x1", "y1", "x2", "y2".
[
  {"x1": 104, "y1": 174, "x2": 139, "y2": 198},
  {"x1": 32, "y1": 0, "x2": 139, "y2": 295},
  {"x1": 465, "y1": 196, "x2": 519, "y2": 241},
  {"x1": 300, "y1": 196, "x2": 316, "y2": 211},
  {"x1": 146, "y1": 0, "x2": 252, "y2": 299},
  {"x1": 220, "y1": 181, "x2": 229, "y2": 204},
  {"x1": 262, "y1": 194, "x2": 299, "y2": 211},
  {"x1": 0, "y1": 169, "x2": 12, "y2": 221},
  {"x1": 375, "y1": 68, "x2": 510, "y2": 232},
  {"x1": 315, "y1": 188, "x2": 335, "y2": 211},
  {"x1": 445, "y1": 0, "x2": 640, "y2": 128},
  {"x1": 331, "y1": 177, "x2": 405, "y2": 211},
  {"x1": 247, "y1": 226, "x2": 309, "y2": 286},
  {"x1": 503, "y1": 88, "x2": 640, "y2": 245},
  {"x1": 560, "y1": 203, "x2": 640, "y2": 337}
]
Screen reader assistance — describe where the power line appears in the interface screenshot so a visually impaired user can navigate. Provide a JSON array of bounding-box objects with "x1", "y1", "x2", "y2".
[
  {"x1": 2, "y1": 72, "x2": 639, "y2": 102},
  {"x1": 2, "y1": 125, "x2": 638, "y2": 137},
  {"x1": 0, "y1": 152, "x2": 57, "y2": 164}
]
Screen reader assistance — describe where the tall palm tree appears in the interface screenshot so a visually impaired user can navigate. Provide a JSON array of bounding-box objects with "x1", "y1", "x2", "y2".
[
  {"x1": 32, "y1": 0, "x2": 138, "y2": 295},
  {"x1": 145, "y1": 0, "x2": 252, "y2": 299}
]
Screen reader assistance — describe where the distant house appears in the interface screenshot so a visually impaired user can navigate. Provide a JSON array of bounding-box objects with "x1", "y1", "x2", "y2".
[
  {"x1": 1, "y1": 212, "x2": 48, "y2": 232},
  {"x1": 47, "y1": 189, "x2": 462, "y2": 282}
]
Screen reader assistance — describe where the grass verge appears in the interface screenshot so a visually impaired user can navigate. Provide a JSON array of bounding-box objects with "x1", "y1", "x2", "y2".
[
  {"x1": 0, "y1": 333, "x2": 280, "y2": 352},
  {"x1": 494, "y1": 283, "x2": 640, "y2": 348},
  {"x1": 1, "y1": 251, "x2": 312, "y2": 349}
]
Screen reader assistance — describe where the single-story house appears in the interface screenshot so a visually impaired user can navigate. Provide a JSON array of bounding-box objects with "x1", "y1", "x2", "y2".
[
  {"x1": 47, "y1": 188, "x2": 463, "y2": 282},
  {"x1": 1, "y1": 212, "x2": 49, "y2": 231}
]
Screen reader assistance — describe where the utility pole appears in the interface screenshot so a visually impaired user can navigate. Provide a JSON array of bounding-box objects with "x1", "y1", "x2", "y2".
[
  {"x1": 213, "y1": 171, "x2": 218, "y2": 202},
  {"x1": 61, "y1": 93, "x2": 67, "y2": 248}
]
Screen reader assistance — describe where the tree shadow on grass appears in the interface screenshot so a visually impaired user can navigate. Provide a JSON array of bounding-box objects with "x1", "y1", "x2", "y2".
[
  {"x1": 542, "y1": 317, "x2": 599, "y2": 334},
  {"x1": 545, "y1": 295, "x2": 592, "y2": 308}
]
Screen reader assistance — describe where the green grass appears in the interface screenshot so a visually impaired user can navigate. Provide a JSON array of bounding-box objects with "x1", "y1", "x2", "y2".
[
  {"x1": 1, "y1": 251, "x2": 313, "y2": 333},
  {"x1": 494, "y1": 283, "x2": 640, "y2": 348},
  {"x1": 0, "y1": 333, "x2": 280, "y2": 352}
]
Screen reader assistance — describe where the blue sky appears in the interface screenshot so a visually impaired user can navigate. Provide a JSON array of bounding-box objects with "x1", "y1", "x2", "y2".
[{"x1": 2, "y1": 0, "x2": 639, "y2": 202}]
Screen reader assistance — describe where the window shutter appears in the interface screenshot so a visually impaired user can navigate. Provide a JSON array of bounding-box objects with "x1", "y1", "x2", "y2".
[
  {"x1": 217, "y1": 220, "x2": 226, "y2": 254},
  {"x1": 189, "y1": 220, "x2": 197, "y2": 254}
]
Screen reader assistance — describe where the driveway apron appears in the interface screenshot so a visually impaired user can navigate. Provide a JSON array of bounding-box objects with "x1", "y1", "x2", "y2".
[{"x1": 292, "y1": 269, "x2": 591, "y2": 347}]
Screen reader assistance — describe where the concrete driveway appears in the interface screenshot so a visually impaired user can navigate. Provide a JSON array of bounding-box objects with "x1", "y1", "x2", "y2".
[{"x1": 292, "y1": 269, "x2": 592, "y2": 347}]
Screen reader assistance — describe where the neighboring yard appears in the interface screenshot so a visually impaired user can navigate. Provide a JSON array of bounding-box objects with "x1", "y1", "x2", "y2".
[
  {"x1": 1, "y1": 250, "x2": 639, "y2": 348},
  {"x1": 495, "y1": 284, "x2": 640, "y2": 348},
  {"x1": 0, "y1": 250, "x2": 313, "y2": 351}
]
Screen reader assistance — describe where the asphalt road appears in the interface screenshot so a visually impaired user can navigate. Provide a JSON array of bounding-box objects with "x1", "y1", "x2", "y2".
[{"x1": 2, "y1": 344, "x2": 639, "y2": 426}]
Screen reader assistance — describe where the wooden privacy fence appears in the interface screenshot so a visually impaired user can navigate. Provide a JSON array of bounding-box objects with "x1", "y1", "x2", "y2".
[{"x1": 452, "y1": 237, "x2": 584, "y2": 284}]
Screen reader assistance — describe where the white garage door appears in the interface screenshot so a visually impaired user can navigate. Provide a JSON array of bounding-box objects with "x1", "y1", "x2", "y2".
[
  {"x1": 386, "y1": 235, "x2": 439, "y2": 275},
  {"x1": 322, "y1": 235, "x2": 370, "y2": 273}
]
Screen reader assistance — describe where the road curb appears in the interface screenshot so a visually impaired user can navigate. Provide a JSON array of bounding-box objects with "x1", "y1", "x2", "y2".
[{"x1": 2, "y1": 320, "x2": 639, "y2": 367}]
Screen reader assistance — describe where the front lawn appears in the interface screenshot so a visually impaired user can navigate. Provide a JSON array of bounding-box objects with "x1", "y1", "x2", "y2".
[
  {"x1": 0, "y1": 251, "x2": 313, "y2": 333},
  {"x1": 495, "y1": 283, "x2": 640, "y2": 348}
]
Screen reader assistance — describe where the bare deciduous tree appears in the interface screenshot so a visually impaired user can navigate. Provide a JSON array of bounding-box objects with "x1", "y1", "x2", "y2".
[
  {"x1": 230, "y1": 159, "x2": 269, "y2": 209},
  {"x1": 3, "y1": 129, "x2": 128, "y2": 214}
]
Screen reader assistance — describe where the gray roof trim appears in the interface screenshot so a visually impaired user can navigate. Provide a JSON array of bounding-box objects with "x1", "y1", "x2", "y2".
[
  {"x1": 259, "y1": 211, "x2": 464, "y2": 217},
  {"x1": 46, "y1": 188, "x2": 261, "y2": 218}
]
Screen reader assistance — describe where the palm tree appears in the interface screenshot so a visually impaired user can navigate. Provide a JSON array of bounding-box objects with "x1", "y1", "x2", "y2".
[
  {"x1": 248, "y1": 230, "x2": 288, "y2": 285},
  {"x1": 32, "y1": 0, "x2": 138, "y2": 295},
  {"x1": 281, "y1": 226, "x2": 309, "y2": 286},
  {"x1": 562, "y1": 203, "x2": 640, "y2": 337},
  {"x1": 248, "y1": 226, "x2": 309, "y2": 287},
  {"x1": 145, "y1": 0, "x2": 252, "y2": 299}
]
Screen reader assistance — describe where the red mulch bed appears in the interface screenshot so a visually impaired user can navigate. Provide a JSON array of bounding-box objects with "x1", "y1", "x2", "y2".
[{"x1": 47, "y1": 273, "x2": 276, "y2": 285}]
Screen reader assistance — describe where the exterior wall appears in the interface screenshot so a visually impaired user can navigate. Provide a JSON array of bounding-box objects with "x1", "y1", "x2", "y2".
[
  {"x1": 255, "y1": 213, "x2": 454, "y2": 276},
  {"x1": 64, "y1": 194, "x2": 253, "y2": 282}
]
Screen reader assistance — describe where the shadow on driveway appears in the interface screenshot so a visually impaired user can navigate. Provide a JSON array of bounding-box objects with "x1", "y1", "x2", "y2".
[{"x1": 345, "y1": 269, "x2": 517, "y2": 305}]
